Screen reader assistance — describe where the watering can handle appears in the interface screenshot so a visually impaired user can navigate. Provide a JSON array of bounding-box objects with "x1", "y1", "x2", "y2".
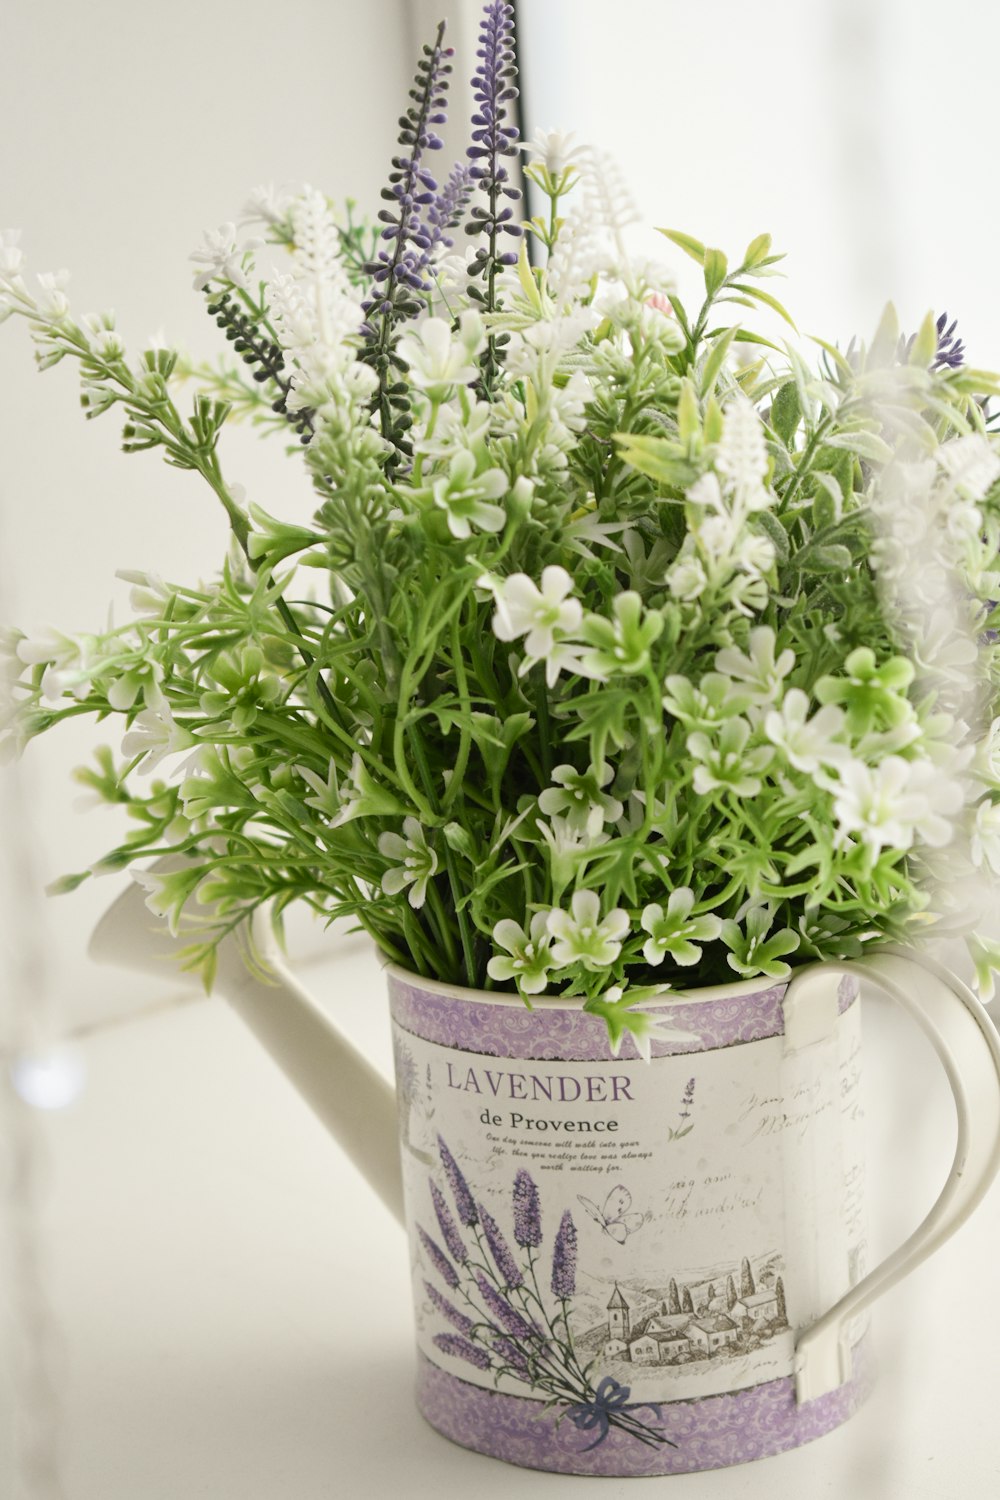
[
  {"x1": 787, "y1": 950, "x2": 1000, "y2": 1403},
  {"x1": 88, "y1": 871, "x2": 404, "y2": 1223}
]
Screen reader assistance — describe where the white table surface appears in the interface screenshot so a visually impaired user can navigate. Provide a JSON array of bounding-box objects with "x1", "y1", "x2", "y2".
[{"x1": 26, "y1": 933, "x2": 1000, "y2": 1498}]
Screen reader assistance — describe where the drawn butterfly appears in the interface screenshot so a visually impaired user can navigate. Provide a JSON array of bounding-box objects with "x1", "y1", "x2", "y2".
[{"x1": 577, "y1": 1185, "x2": 645, "y2": 1244}]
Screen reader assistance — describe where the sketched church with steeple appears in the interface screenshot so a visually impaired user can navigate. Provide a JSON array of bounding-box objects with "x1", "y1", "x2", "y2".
[{"x1": 607, "y1": 1283, "x2": 630, "y2": 1341}]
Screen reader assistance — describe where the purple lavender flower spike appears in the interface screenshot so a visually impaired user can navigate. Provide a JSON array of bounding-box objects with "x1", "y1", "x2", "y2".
[
  {"x1": 512, "y1": 1169, "x2": 542, "y2": 1248},
  {"x1": 438, "y1": 1135, "x2": 478, "y2": 1226},
  {"x1": 478, "y1": 1202, "x2": 523, "y2": 1287},
  {"x1": 433, "y1": 1332, "x2": 492, "y2": 1370},
  {"x1": 551, "y1": 1210, "x2": 577, "y2": 1299},
  {"x1": 430, "y1": 1180, "x2": 468, "y2": 1264},
  {"x1": 933, "y1": 312, "x2": 965, "y2": 370},
  {"x1": 492, "y1": 1334, "x2": 531, "y2": 1377},
  {"x1": 465, "y1": 0, "x2": 523, "y2": 377},
  {"x1": 418, "y1": 1225, "x2": 460, "y2": 1290},
  {"x1": 424, "y1": 1279, "x2": 475, "y2": 1337},
  {"x1": 426, "y1": 162, "x2": 475, "y2": 254},
  {"x1": 475, "y1": 1272, "x2": 537, "y2": 1340}
]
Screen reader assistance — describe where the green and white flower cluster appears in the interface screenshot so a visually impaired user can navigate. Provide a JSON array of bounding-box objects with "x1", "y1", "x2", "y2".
[{"x1": 4, "y1": 17, "x2": 1000, "y2": 1050}]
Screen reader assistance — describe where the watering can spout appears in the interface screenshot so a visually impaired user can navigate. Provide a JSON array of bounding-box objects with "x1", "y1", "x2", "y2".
[{"x1": 89, "y1": 862, "x2": 404, "y2": 1223}]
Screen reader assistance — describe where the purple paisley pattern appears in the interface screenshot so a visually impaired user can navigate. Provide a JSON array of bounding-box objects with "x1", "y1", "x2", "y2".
[
  {"x1": 415, "y1": 1340, "x2": 874, "y2": 1477},
  {"x1": 388, "y1": 971, "x2": 860, "y2": 1062}
]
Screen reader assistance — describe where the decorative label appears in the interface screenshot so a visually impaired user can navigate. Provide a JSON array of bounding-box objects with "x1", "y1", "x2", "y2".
[{"x1": 391, "y1": 995, "x2": 865, "y2": 1431}]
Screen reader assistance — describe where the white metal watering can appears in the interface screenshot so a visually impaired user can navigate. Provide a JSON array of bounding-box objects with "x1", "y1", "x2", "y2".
[{"x1": 90, "y1": 869, "x2": 1000, "y2": 1477}]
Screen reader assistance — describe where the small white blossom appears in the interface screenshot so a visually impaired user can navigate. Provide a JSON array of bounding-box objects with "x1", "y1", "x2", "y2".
[
  {"x1": 547, "y1": 889, "x2": 629, "y2": 971},
  {"x1": 688, "y1": 717, "x2": 773, "y2": 797},
  {"x1": 715, "y1": 627, "x2": 795, "y2": 706},
  {"x1": 538, "y1": 762, "x2": 623, "y2": 835},
  {"x1": 487, "y1": 912, "x2": 554, "y2": 994},
  {"x1": 827, "y1": 756, "x2": 961, "y2": 854},
  {"x1": 667, "y1": 552, "x2": 708, "y2": 602},
  {"x1": 240, "y1": 182, "x2": 297, "y2": 228},
  {"x1": 715, "y1": 395, "x2": 770, "y2": 506},
  {"x1": 35, "y1": 270, "x2": 71, "y2": 320},
  {"x1": 486, "y1": 566, "x2": 584, "y2": 687},
  {"x1": 189, "y1": 224, "x2": 260, "y2": 292},
  {"x1": 378, "y1": 818, "x2": 438, "y2": 909},
  {"x1": 764, "y1": 689, "x2": 849, "y2": 774},
  {"x1": 640, "y1": 888, "x2": 722, "y2": 968},
  {"x1": 522, "y1": 128, "x2": 582, "y2": 176},
  {"x1": 120, "y1": 699, "x2": 196, "y2": 773},
  {"x1": 397, "y1": 311, "x2": 485, "y2": 399},
  {"x1": 429, "y1": 450, "x2": 507, "y2": 539},
  {"x1": 937, "y1": 434, "x2": 1000, "y2": 505}
]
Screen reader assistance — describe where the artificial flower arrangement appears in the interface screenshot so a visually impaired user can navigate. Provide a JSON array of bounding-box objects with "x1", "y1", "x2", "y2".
[{"x1": 3, "y1": 2, "x2": 1000, "y2": 1055}]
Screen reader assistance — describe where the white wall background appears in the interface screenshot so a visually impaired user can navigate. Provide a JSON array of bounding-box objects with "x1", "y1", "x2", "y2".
[
  {"x1": 0, "y1": 0, "x2": 485, "y2": 1033},
  {"x1": 519, "y1": 0, "x2": 1000, "y2": 360}
]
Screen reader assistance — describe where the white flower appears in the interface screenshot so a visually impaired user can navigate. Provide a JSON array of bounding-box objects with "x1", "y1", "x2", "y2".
[
  {"x1": 240, "y1": 182, "x2": 297, "y2": 228},
  {"x1": 189, "y1": 224, "x2": 259, "y2": 292},
  {"x1": 764, "y1": 689, "x2": 849, "y2": 774},
  {"x1": 538, "y1": 762, "x2": 623, "y2": 835},
  {"x1": 486, "y1": 566, "x2": 584, "y2": 687},
  {"x1": 120, "y1": 700, "x2": 196, "y2": 773},
  {"x1": 640, "y1": 888, "x2": 722, "y2": 968},
  {"x1": 715, "y1": 628, "x2": 795, "y2": 706},
  {"x1": 35, "y1": 270, "x2": 71, "y2": 320},
  {"x1": 828, "y1": 756, "x2": 961, "y2": 854},
  {"x1": 0, "y1": 228, "x2": 23, "y2": 280},
  {"x1": 970, "y1": 800, "x2": 1000, "y2": 875},
  {"x1": 547, "y1": 889, "x2": 629, "y2": 971},
  {"x1": 522, "y1": 128, "x2": 581, "y2": 176},
  {"x1": 397, "y1": 312, "x2": 485, "y2": 398},
  {"x1": 429, "y1": 450, "x2": 507, "y2": 539},
  {"x1": 688, "y1": 717, "x2": 773, "y2": 797},
  {"x1": 16, "y1": 629, "x2": 99, "y2": 701},
  {"x1": 667, "y1": 552, "x2": 708, "y2": 602},
  {"x1": 378, "y1": 818, "x2": 438, "y2": 909},
  {"x1": 487, "y1": 912, "x2": 554, "y2": 994}
]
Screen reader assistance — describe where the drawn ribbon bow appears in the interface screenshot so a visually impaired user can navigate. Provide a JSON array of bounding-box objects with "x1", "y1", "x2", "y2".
[{"x1": 566, "y1": 1377, "x2": 663, "y2": 1450}]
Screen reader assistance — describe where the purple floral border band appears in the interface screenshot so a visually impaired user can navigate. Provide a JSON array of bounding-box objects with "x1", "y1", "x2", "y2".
[
  {"x1": 415, "y1": 1338, "x2": 874, "y2": 1477},
  {"x1": 388, "y1": 971, "x2": 860, "y2": 1062}
]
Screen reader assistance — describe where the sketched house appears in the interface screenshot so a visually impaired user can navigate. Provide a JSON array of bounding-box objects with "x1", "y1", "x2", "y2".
[
  {"x1": 732, "y1": 1290, "x2": 779, "y2": 1327},
  {"x1": 628, "y1": 1334, "x2": 661, "y2": 1365},
  {"x1": 688, "y1": 1314, "x2": 738, "y2": 1354},
  {"x1": 607, "y1": 1283, "x2": 631, "y2": 1341},
  {"x1": 646, "y1": 1313, "x2": 690, "y2": 1334},
  {"x1": 654, "y1": 1329, "x2": 692, "y2": 1360},
  {"x1": 603, "y1": 1337, "x2": 629, "y2": 1360}
]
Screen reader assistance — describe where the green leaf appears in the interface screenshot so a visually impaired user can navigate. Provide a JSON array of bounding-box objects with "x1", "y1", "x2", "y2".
[
  {"x1": 703, "y1": 248, "x2": 729, "y2": 297},
  {"x1": 771, "y1": 381, "x2": 801, "y2": 448},
  {"x1": 751, "y1": 509, "x2": 790, "y2": 563},
  {"x1": 699, "y1": 326, "x2": 739, "y2": 396},
  {"x1": 908, "y1": 310, "x2": 939, "y2": 368},
  {"x1": 728, "y1": 283, "x2": 797, "y2": 330},
  {"x1": 824, "y1": 429, "x2": 896, "y2": 464},
  {"x1": 677, "y1": 377, "x2": 700, "y2": 444},
  {"x1": 657, "y1": 228, "x2": 706, "y2": 265},
  {"x1": 868, "y1": 302, "x2": 900, "y2": 367},
  {"x1": 805, "y1": 543, "x2": 853, "y2": 573},
  {"x1": 742, "y1": 232, "x2": 772, "y2": 268},
  {"x1": 613, "y1": 432, "x2": 698, "y2": 487}
]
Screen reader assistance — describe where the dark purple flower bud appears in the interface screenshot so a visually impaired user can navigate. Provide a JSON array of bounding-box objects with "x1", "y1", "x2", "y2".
[
  {"x1": 424, "y1": 1279, "x2": 474, "y2": 1336},
  {"x1": 433, "y1": 1332, "x2": 492, "y2": 1370},
  {"x1": 430, "y1": 1180, "x2": 468, "y2": 1264},
  {"x1": 551, "y1": 1210, "x2": 577, "y2": 1299},
  {"x1": 478, "y1": 1203, "x2": 523, "y2": 1287},
  {"x1": 512, "y1": 1170, "x2": 542, "y2": 1248},
  {"x1": 438, "y1": 1136, "x2": 478, "y2": 1226},
  {"x1": 475, "y1": 1273, "x2": 536, "y2": 1340},
  {"x1": 933, "y1": 312, "x2": 965, "y2": 370},
  {"x1": 418, "y1": 1225, "x2": 460, "y2": 1290}
]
